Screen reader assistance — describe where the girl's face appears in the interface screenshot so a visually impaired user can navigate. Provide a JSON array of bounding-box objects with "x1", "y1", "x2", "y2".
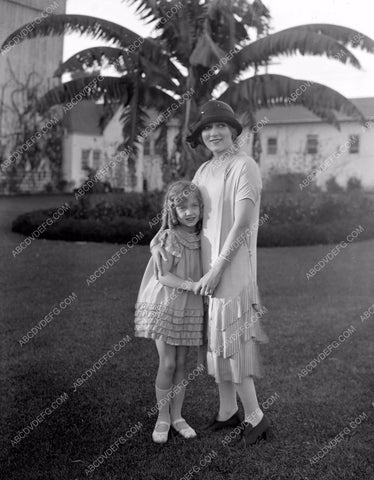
[
  {"x1": 175, "y1": 194, "x2": 201, "y2": 231},
  {"x1": 201, "y1": 122, "x2": 234, "y2": 154}
]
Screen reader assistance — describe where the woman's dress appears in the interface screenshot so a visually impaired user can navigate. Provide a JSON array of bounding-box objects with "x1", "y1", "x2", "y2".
[{"x1": 193, "y1": 153, "x2": 268, "y2": 383}]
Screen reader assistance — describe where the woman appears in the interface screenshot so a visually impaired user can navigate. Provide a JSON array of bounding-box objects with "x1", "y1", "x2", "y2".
[{"x1": 152, "y1": 100, "x2": 270, "y2": 446}]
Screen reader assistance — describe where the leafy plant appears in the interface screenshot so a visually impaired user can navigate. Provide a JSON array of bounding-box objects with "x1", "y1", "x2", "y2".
[
  {"x1": 346, "y1": 176, "x2": 362, "y2": 191},
  {"x1": 2, "y1": 0, "x2": 373, "y2": 183},
  {"x1": 325, "y1": 176, "x2": 345, "y2": 193},
  {"x1": 0, "y1": 67, "x2": 63, "y2": 192}
]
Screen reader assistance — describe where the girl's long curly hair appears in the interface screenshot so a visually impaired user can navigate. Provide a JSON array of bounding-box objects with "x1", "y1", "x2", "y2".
[{"x1": 159, "y1": 180, "x2": 203, "y2": 234}]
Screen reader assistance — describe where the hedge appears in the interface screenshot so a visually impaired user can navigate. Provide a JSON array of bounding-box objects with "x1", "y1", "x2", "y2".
[{"x1": 11, "y1": 190, "x2": 374, "y2": 247}]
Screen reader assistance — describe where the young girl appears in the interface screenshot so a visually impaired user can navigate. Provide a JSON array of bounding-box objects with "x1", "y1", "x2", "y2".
[{"x1": 134, "y1": 180, "x2": 204, "y2": 444}]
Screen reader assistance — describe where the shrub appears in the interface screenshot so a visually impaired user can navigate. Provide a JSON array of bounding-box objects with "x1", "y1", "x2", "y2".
[
  {"x1": 264, "y1": 172, "x2": 308, "y2": 193},
  {"x1": 74, "y1": 166, "x2": 112, "y2": 194},
  {"x1": 12, "y1": 211, "x2": 154, "y2": 244},
  {"x1": 72, "y1": 191, "x2": 164, "y2": 221},
  {"x1": 346, "y1": 176, "x2": 362, "y2": 192},
  {"x1": 261, "y1": 190, "x2": 373, "y2": 225},
  {"x1": 258, "y1": 215, "x2": 374, "y2": 247},
  {"x1": 44, "y1": 182, "x2": 54, "y2": 193},
  {"x1": 326, "y1": 177, "x2": 344, "y2": 193},
  {"x1": 11, "y1": 190, "x2": 374, "y2": 247}
]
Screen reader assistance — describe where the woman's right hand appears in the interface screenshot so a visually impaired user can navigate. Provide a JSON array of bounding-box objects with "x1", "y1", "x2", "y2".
[{"x1": 151, "y1": 244, "x2": 167, "y2": 279}]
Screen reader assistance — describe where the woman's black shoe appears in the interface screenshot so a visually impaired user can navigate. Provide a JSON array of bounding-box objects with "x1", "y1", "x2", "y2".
[
  {"x1": 202, "y1": 410, "x2": 242, "y2": 432},
  {"x1": 241, "y1": 415, "x2": 270, "y2": 445}
]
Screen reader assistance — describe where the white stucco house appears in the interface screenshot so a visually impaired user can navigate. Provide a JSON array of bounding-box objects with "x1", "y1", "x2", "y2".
[
  {"x1": 256, "y1": 97, "x2": 374, "y2": 190},
  {"x1": 62, "y1": 100, "x2": 164, "y2": 192},
  {"x1": 61, "y1": 97, "x2": 374, "y2": 193}
]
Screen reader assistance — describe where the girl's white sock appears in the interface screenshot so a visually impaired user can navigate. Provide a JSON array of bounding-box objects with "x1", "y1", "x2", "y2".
[
  {"x1": 155, "y1": 385, "x2": 172, "y2": 423},
  {"x1": 170, "y1": 383, "x2": 186, "y2": 421}
]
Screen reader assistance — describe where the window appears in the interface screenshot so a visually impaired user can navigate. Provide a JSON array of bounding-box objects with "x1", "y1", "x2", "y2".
[
  {"x1": 267, "y1": 137, "x2": 277, "y2": 154},
  {"x1": 306, "y1": 135, "x2": 318, "y2": 154},
  {"x1": 81, "y1": 149, "x2": 90, "y2": 169},
  {"x1": 93, "y1": 149, "x2": 101, "y2": 169},
  {"x1": 349, "y1": 135, "x2": 359, "y2": 154}
]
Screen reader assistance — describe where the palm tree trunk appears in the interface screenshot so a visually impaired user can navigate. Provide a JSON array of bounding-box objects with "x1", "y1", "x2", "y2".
[
  {"x1": 128, "y1": 61, "x2": 140, "y2": 188},
  {"x1": 183, "y1": 68, "x2": 194, "y2": 137}
]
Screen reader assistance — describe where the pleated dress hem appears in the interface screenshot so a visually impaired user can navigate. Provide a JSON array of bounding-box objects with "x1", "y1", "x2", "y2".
[{"x1": 206, "y1": 285, "x2": 268, "y2": 383}]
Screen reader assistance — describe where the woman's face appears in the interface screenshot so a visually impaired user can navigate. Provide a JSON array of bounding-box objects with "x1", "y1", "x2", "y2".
[{"x1": 201, "y1": 122, "x2": 234, "y2": 154}]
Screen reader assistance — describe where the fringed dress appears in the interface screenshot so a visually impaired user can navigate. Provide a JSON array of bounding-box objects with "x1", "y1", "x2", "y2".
[
  {"x1": 193, "y1": 153, "x2": 268, "y2": 383},
  {"x1": 134, "y1": 227, "x2": 204, "y2": 346}
]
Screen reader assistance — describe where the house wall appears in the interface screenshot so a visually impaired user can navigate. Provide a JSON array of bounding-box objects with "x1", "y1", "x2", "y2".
[
  {"x1": 103, "y1": 106, "x2": 164, "y2": 192},
  {"x1": 63, "y1": 114, "x2": 374, "y2": 193},
  {"x1": 62, "y1": 98, "x2": 374, "y2": 193},
  {"x1": 62, "y1": 133, "x2": 104, "y2": 188},
  {"x1": 63, "y1": 106, "x2": 165, "y2": 192},
  {"x1": 259, "y1": 121, "x2": 374, "y2": 189}
]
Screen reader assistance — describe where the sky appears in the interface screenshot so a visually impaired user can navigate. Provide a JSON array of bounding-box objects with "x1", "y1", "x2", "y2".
[{"x1": 64, "y1": 0, "x2": 374, "y2": 99}]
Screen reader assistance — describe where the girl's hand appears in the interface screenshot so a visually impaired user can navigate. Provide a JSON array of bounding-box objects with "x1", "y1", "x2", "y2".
[
  {"x1": 198, "y1": 267, "x2": 223, "y2": 297},
  {"x1": 191, "y1": 280, "x2": 201, "y2": 295},
  {"x1": 185, "y1": 277, "x2": 200, "y2": 295},
  {"x1": 151, "y1": 244, "x2": 167, "y2": 279}
]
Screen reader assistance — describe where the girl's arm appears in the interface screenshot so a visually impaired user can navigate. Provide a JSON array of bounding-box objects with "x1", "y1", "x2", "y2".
[
  {"x1": 158, "y1": 251, "x2": 198, "y2": 292},
  {"x1": 197, "y1": 198, "x2": 255, "y2": 296},
  {"x1": 150, "y1": 230, "x2": 167, "y2": 279}
]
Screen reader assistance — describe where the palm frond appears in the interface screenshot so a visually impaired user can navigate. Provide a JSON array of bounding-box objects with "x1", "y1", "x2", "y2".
[
  {"x1": 54, "y1": 47, "x2": 134, "y2": 76},
  {"x1": 295, "y1": 24, "x2": 374, "y2": 53},
  {"x1": 190, "y1": 31, "x2": 226, "y2": 67},
  {"x1": 218, "y1": 74, "x2": 365, "y2": 128},
  {"x1": 139, "y1": 38, "x2": 186, "y2": 89},
  {"x1": 155, "y1": 1, "x2": 206, "y2": 67},
  {"x1": 138, "y1": 56, "x2": 179, "y2": 91},
  {"x1": 139, "y1": 85, "x2": 178, "y2": 112},
  {"x1": 124, "y1": 0, "x2": 164, "y2": 24},
  {"x1": 207, "y1": 0, "x2": 248, "y2": 47},
  {"x1": 38, "y1": 76, "x2": 133, "y2": 111},
  {"x1": 231, "y1": 0, "x2": 270, "y2": 33},
  {"x1": 120, "y1": 81, "x2": 188, "y2": 157},
  {"x1": 1, "y1": 14, "x2": 142, "y2": 53},
  {"x1": 119, "y1": 102, "x2": 149, "y2": 160},
  {"x1": 55, "y1": 42, "x2": 184, "y2": 91},
  {"x1": 235, "y1": 27, "x2": 362, "y2": 71}
]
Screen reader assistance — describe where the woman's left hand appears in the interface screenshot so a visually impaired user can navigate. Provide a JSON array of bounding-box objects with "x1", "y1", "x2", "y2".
[{"x1": 197, "y1": 266, "x2": 223, "y2": 297}]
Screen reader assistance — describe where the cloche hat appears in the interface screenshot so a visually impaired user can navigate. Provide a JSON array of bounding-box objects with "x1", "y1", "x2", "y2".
[{"x1": 186, "y1": 100, "x2": 242, "y2": 148}]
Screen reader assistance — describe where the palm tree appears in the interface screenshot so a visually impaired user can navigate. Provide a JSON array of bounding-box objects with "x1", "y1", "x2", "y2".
[{"x1": 2, "y1": 0, "x2": 374, "y2": 183}]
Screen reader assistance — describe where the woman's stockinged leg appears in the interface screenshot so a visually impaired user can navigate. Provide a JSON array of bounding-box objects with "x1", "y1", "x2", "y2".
[
  {"x1": 235, "y1": 376, "x2": 263, "y2": 427},
  {"x1": 217, "y1": 381, "x2": 238, "y2": 421},
  {"x1": 155, "y1": 339, "x2": 176, "y2": 428}
]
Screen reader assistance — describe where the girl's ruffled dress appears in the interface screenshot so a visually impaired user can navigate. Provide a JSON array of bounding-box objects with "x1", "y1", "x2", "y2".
[{"x1": 135, "y1": 227, "x2": 204, "y2": 346}]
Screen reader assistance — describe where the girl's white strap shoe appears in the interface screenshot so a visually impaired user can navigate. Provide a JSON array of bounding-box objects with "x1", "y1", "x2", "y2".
[
  {"x1": 152, "y1": 420, "x2": 170, "y2": 443},
  {"x1": 172, "y1": 418, "x2": 197, "y2": 439}
]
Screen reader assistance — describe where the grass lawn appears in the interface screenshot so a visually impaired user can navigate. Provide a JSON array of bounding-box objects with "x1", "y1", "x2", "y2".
[{"x1": 1, "y1": 202, "x2": 374, "y2": 480}]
